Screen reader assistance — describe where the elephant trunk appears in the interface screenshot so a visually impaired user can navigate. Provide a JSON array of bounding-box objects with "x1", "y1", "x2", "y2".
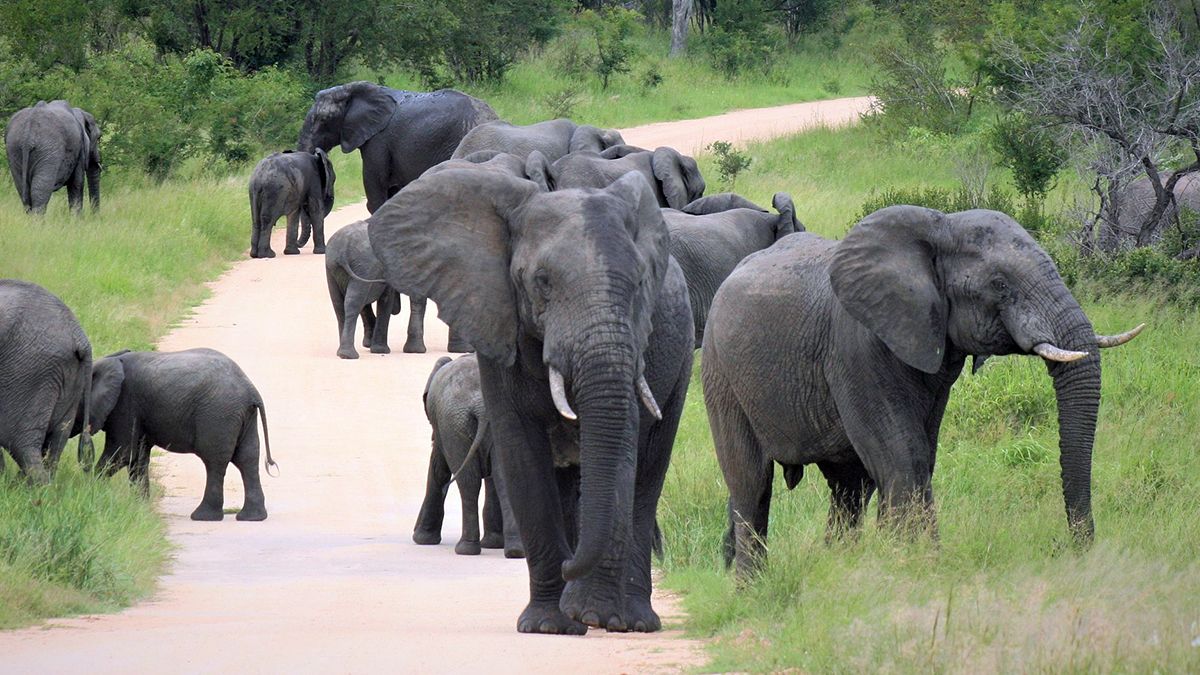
[
  {"x1": 559, "y1": 323, "x2": 639, "y2": 582},
  {"x1": 1046, "y1": 307, "x2": 1102, "y2": 544},
  {"x1": 86, "y1": 164, "x2": 100, "y2": 211}
]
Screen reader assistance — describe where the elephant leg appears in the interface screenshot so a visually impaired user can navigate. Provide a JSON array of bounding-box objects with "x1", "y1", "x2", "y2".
[
  {"x1": 305, "y1": 197, "x2": 326, "y2": 254},
  {"x1": 326, "y1": 274, "x2": 348, "y2": 345},
  {"x1": 127, "y1": 435, "x2": 153, "y2": 498},
  {"x1": 480, "y1": 365, "x2": 583, "y2": 635},
  {"x1": 284, "y1": 210, "x2": 301, "y2": 254},
  {"x1": 368, "y1": 291, "x2": 393, "y2": 354},
  {"x1": 489, "y1": 465, "x2": 525, "y2": 558},
  {"x1": 414, "y1": 443, "x2": 451, "y2": 545},
  {"x1": 454, "y1": 465, "x2": 484, "y2": 555},
  {"x1": 360, "y1": 304, "x2": 377, "y2": 349},
  {"x1": 191, "y1": 454, "x2": 229, "y2": 521},
  {"x1": 403, "y1": 295, "x2": 427, "y2": 353},
  {"x1": 337, "y1": 283, "x2": 372, "y2": 359},
  {"x1": 711, "y1": 395, "x2": 774, "y2": 579},
  {"x1": 363, "y1": 171, "x2": 391, "y2": 214},
  {"x1": 231, "y1": 419, "x2": 267, "y2": 521},
  {"x1": 446, "y1": 326, "x2": 472, "y2": 353},
  {"x1": 41, "y1": 421, "x2": 73, "y2": 477},
  {"x1": 66, "y1": 167, "x2": 84, "y2": 214},
  {"x1": 6, "y1": 429, "x2": 49, "y2": 483},
  {"x1": 818, "y1": 458, "x2": 876, "y2": 542},
  {"x1": 481, "y1": 476, "x2": 503, "y2": 549}
]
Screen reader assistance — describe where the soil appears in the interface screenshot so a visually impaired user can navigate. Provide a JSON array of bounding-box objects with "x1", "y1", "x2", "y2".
[{"x1": 0, "y1": 96, "x2": 872, "y2": 673}]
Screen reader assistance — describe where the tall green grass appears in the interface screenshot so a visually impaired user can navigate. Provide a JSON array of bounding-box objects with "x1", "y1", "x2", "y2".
[
  {"x1": 366, "y1": 31, "x2": 874, "y2": 128},
  {"x1": 659, "y1": 125, "x2": 1200, "y2": 671},
  {"x1": 0, "y1": 150, "x2": 362, "y2": 628}
]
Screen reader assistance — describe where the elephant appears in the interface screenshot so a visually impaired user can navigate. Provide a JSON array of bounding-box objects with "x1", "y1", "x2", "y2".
[
  {"x1": 665, "y1": 191, "x2": 803, "y2": 347},
  {"x1": 324, "y1": 220, "x2": 427, "y2": 358},
  {"x1": 702, "y1": 205, "x2": 1144, "y2": 578},
  {"x1": 5, "y1": 100, "x2": 101, "y2": 214},
  {"x1": 524, "y1": 145, "x2": 706, "y2": 209},
  {"x1": 367, "y1": 167, "x2": 694, "y2": 634},
  {"x1": 297, "y1": 81, "x2": 498, "y2": 213},
  {"x1": 452, "y1": 118, "x2": 625, "y2": 162},
  {"x1": 1112, "y1": 170, "x2": 1200, "y2": 250},
  {"x1": 89, "y1": 348, "x2": 278, "y2": 521},
  {"x1": 0, "y1": 279, "x2": 93, "y2": 481},
  {"x1": 248, "y1": 149, "x2": 335, "y2": 258},
  {"x1": 414, "y1": 355, "x2": 524, "y2": 558}
]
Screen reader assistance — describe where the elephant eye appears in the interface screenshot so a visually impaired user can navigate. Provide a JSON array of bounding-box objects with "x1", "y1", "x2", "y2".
[
  {"x1": 534, "y1": 269, "x2": 552, "y2": 298},
  {"x1": 990, "y1": 277, "x2": 1010, "y2": 295}
]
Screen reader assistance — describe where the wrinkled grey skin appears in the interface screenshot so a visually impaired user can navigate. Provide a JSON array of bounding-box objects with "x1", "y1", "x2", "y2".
[
  {"x1": 414, "y1": 355, "x2": 524, "y2": 558},
  {"x1": 666, "y1": 192, "x2": 803, "y2": 347},
  {"x1": 297, "y1": 82, "x2": 497, "y2": 213},
  {"x1": 248, "y1": 149, "x2": 335, "y2": 258},
  {"x1": 368, "y1": 168, "x2": 693, "y2": 635},
  {"x1": 5, "y1": 101, "x2": 101, "y2": 214},
  {"x1": 324, "y1": 220, "x2": 426, "y2": 358},
  {"x1": 525, "y1": 146, "x2": 705, "y2": 210},
  {"x1": 1115, "y1": 171, "x2": 1200, "y2": 248},
  {"x1": 89, "y1": 348, "x2": 276, "y2": 521},
  {"x1": 0, "y1": 280, "x2": 93, "y2": 481},
  {"x1": 704, "y1": 206, "x2": 1107, "y2": 578},
  {"x1": 452, "y1": 118, "x2": 625, "y2": 162}
]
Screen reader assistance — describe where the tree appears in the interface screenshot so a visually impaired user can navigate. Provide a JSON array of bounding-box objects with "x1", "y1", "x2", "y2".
[
  {"x1": 581, "y1": 6, "x2": 640, "y2": 89},
  {"x1": 993, "y1": 1, "x2": 1200, "y2": 253},
  {"x1": 670, "y1": 0, "x2": 692, "y2": 56}
]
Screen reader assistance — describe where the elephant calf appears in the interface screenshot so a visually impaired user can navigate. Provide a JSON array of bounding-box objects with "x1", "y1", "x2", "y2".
[
  {"x1": 525, "y1": 145, "x2": 706, "y2": 210},
  {"x1": 665, "y1": 191, "x2": 803, "y2": 347},
  {"x1": 248, "y1": 149, "x2": 335, "y2": 258},
  {"x1": 89, "y1": 348, "x2": 277, "y2": 521},
  {"x1": 452, "y1": 118, "x2": 625, "y2": 162},
  {"x1": 5, "y1": 100, "x2": 101, "y2": 214},
  {"x1": 324, "y1": 221, "x2": 428, "y2": 358},
  {"x1": 414, "y1": 355, "x2": 522, "y2": 558}
]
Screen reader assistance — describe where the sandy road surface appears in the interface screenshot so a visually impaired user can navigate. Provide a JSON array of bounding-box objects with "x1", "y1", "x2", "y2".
[{"x1": 0, "y1": 96, "x2": 871, "y2": 674}]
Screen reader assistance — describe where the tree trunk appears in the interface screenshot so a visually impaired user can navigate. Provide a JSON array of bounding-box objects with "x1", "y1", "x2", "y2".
[{"x1": 670, "y1": 0, "x2": 691, "y2": 57}]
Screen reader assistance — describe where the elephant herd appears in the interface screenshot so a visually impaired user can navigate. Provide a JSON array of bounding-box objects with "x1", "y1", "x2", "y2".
[{"x1": 2, "y1": 82, "x2": 1148, "y2": 638}]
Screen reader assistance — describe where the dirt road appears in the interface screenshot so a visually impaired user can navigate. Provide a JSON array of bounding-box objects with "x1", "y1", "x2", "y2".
[{"x1": 0, "y1": 96, "x2": 871, "y2": 673}]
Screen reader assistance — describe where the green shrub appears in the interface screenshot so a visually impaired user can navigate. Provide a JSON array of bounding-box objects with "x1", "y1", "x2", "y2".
[
  {"x1": 856, "y1": 184, "x2": 1017, "y2": 226},
  {"x1": 707, "y1": 140, "x2": 753, "y2": 190}
]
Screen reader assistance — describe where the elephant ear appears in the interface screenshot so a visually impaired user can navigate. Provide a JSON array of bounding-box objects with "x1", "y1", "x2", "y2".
[
  {"x1": 315, "y1": 148, "x2": 335, "y2": 210},
  {"x1": 652, "y1": 147, "x2": 705, "y2": 209},
  {"x1": 524, "y1": 150, "x2": 555, "y2": 192},
  {"x1": 771, "y1": 192, "x2": 803, "y2": 238},
  {"x1": 568, "y1": 125, "x2": 606, "y2": 154},
  {"x1": 604, "y1": 171, "x2": 672, "y2": 357},
  {"x1": 90, "y1": 355, "x2": 127, "y2": 431},
  {"x1": 340, "y1": 82, "x2": 397, "y2": 152},
  {"x1": 367, "y1": 168, "x2": 540, "y2": 366},
  {"x1": 81, "y1": 110, "x2": 101, "y2": 170},
  {"x1": 829, "y1": 205, "x2": 949, "y2": 374}
]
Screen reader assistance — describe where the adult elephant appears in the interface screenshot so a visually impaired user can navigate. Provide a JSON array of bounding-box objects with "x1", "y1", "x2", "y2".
[
  {"x1": 525, "y1": 146, "x2": 706, "y2": 209},
  {"x1": 703, "y1": 206, "x2": 1143, "y2": 578},
  {"x1": 665, "y1": 191, "x2": 803, "y2": 347},
  {"x1": 0, "y1": 279, "x2": 93, "y2": 481},
  {"x1": 5, "y1": 100, "x2": 101, "y2": 214},
  {"x1": 452, "y1": 118, "x2": 625, "y2": 162},
  {"x1": 367, "y1": 168, "x2": 694, "y2": 634},
  {"x1": 296, "y1": 81, "x2": 498, "y2": 213},
  {"x1": 1114, "y1": 170, "x2": 1200, "y2": 249}
]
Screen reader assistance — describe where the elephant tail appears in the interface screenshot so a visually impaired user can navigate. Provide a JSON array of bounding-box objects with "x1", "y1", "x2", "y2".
[
  {"x1": 14, "y1": 144, "x2": 33, "y2": 209},
  {"x1": 341, "y1": 264, "x2": 387, "y2": 285},
  {"x1": 75, "y1": 346, "x2": 95, "y2": 469},
  {"x1": 449, "y1": 418, "x2": 489, "y2": 485},
  {"x1": 255, "y1": 401, "x2": 279, "y2": 477}
]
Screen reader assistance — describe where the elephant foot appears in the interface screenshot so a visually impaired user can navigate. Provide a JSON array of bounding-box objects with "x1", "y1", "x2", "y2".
[
  {"x1": 455, "y1": 539, "x2": 482, "y2": 556},
  {"x1": 190, "y1": 504, "x2": 225, "y2": 521},
  {"x1": 517, "y1": 602, "x2": 587, "y2": 635},
  {"x1": 412, "y1": 529, "x2": 441, "y2": 545},
  {"x1": 480, "y1": 532, "x2": 504, "y2": 549},
  {"x1": 403, "y1": 340, "x2": 427, "y2": 354},
  {"x1": 561, "y1": 578, "x2": 627, "y2": 632},
  {"x1": 313, "y1": 246, "x2": 325, "y2": 255},
  {"x1": 337, "y1": 347, "x2": 360, "y2": 360},
  {"x1": 446, "y1": 339, "x2": 472, "y2": 353},
  {"x1": 236, "y1": 504, "x2": 268, "y2": 521},
  {"x1": 369, "y1": 344, "x2": 391, "y2": 355},
  {"x1": 620, "y1": 596, "x2": 662, "y2": 633},
  {"x1": 283, "y1": 247, "x2": 300, "y2": 255},
  {"x1": 504, "y1": 544, "x2": 526, "y2": 559}
]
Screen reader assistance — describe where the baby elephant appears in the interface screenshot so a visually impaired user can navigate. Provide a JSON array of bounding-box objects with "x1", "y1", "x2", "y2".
[
  {"x1": 414, "y1": 355, "x2": 522, "y2": 558},
  {"x1": 89, "y1": 348, "x2": 278, "y2": 521},
  {"x1": 248, "y1": 149, "x2": 335, "y2": 258},
  {"x1": 325, "y1": 220, "x2": 428, "y2": 358}
]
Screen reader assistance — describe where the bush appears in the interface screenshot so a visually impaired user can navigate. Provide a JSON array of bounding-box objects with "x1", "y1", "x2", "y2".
[
  {"x1": 989, "y1": 112, "x2": 1066, "y2": 206},
  {"x1": 867, "y1": 36, "x2": 970, "y2": 135},
  {"x1": 707, "y1": 140, "x2": 753, "y2": 190},
  {"x1": 703, "y1": 0, "x2": 780, "y2": 78},
  {"x1": 856, "y1": 184, "x2": 1017, "y2": 226}
]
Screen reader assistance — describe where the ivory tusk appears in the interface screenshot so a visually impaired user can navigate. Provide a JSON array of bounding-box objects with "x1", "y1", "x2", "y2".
[
  {"x1": 1096, "y1": 323, "x2": 1145, "y2": 348},
  {"x1": 548, "y1": 367, "x2": 577, "y2": 421},
  {"x1": 637, "y1": 375, "x2": 663, "y2": 421},
  {"x1": 1033, "y1": 343, "x2": 1089, "y2": 363}
]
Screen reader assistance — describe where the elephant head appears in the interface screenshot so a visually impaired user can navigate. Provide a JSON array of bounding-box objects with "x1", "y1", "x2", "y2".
[
  {"x1": 69, "y1": 104, "x2": 101, "y2": 208},
  {"x1": 829, "y1": 206, "x2": 1142, "y2": 542},
  {"x1": 297, "y1": 81, "x2": 397, "y2": 154},
  {"x1": 88, "y1": 350, "x2": 131, "y2": 433},
  {"x1": 368, "y1": 167, "x2": 670, "y2": 579},
  {"x1": 568, "y1": 125, "x2": 625, "y2": 154},
  {"x1": 770, "y1": 193, "x2": 802, "y2": 240},
  {"x1": 314, "y1": 147, "x2": 336, "y2": 216}
]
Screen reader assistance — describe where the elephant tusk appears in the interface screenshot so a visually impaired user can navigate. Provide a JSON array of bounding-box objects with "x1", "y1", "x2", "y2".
[
  {"x1": 548, "y1": 367, "x2": 577, "y2": 421},
  {"x1": 637, "y1": 375, "x2": 663, "y2": 421},
  {"x1": 1096, "y1": 323, "x2": 1145, "y2": 348},
  {"x1": 1033, "y1": 343, "x2": 1089, "y2": 362}
]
